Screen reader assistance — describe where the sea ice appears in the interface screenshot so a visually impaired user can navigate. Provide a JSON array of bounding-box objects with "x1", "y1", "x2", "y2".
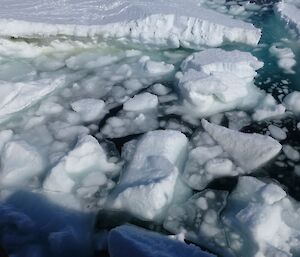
[
  {"x1": 106, "y1": 130, "x2": 191, "y2": 221},
  {"x1": 0, "y1": 0, "x2": 261, "y2": 49},
  {"x1": 284, "y1": 91, "x2": 300, "y2": 115},
  {"x1": 43, "y1": 135, "x2": 121, "y2": 200},
  {"x1": 275, "y1": 0, "x2": 300, "y2": 37},
  {"x1": 101, "y1": 93, "x2": 159, "y2": 138},
  {"x1": 164, "y1": 190, "x2": 230, "y2": 257},
  {"x1": 269, "y1": 45, "x2": 296, "y2": 74},
  {"x1": 176, "y1": 48, "x2": 264, "y2": 117},
  {"x1": 108, "y1": 224, "x2": 214, "y2": 257},
  {"x1": 183, "y1": 120, "x2": 282, "y2": 190},
  {"x1": 222, "y1": 176, "x2": 300, "y2": 257}
]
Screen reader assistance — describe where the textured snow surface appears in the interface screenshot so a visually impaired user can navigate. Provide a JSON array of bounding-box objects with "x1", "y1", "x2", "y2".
[
  {"x1": 0, "y1": 0, "x2": 261, "y2": 49},
  {"x1": 108, "y1": 225, "x2": 215, "y2": 257}
]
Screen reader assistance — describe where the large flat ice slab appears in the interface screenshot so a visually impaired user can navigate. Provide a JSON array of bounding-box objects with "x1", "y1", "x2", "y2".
[{"x1": 0, "y1": 0, "x2": 261, "y2": 49}]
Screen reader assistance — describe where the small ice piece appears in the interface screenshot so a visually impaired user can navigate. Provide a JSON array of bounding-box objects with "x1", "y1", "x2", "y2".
[
  {"x1": 0, "y1": 140, "x2": 45, "y2": 187},
  {"x1": 252, "y1": 94, "x2": 286, "y2": 121},
  {"x1": 269, "y1": 45, "x2": 296, "y2": 74},
  {"x1": 164, "y1": 190, "x2": 230, "y2": 257},
  {"x1": 101, "y1": 93, "x2": 159, "y2": 138},
  {"x1": 268, "y1": 125, "x2": 287, "y2": 141},
  {"x1": 225, "y1": 111, "x2": 251, "y2": 131},
  {"x1": 282, "y1": 145, "x2": 300, "y2": 162},
  {"x1": 283, "y1": 91, "x2": 300, "y2": 115},
  {"x1": 106, "y1": 130, "x2": 191, "y2": 221},
  {"x1": 43, "y1": 135, "x2": 121, "y2": 196},
  {"x1": 201, "y1": 119, "x2": 282, "y2": 171},
  {"x1": 222, "y1": 176, "x2": 300, "y2": 257},
  {"x1": 150, "y1": 83, "x2": 172, "y2": 96},
  {"x1": 177, "y1": 49, "x2": 263, "y2": 117},
  {"x1": 108, "y1": 225, "x2": 214, "y2": 257},
  {"x1": 0, "y1": 0, "x2": 261, "y2": 49},
  {"x1": 71, "y1": 98, "x2": 106, "y2": 122},
  {"x1": 123, "y1": 92, "x2": 158, "y2": 112}
]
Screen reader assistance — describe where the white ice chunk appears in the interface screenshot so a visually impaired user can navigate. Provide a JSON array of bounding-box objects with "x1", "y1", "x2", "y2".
[
  {"x1": 268, "y1": 125, "x2": 287, "y2": 141},
  {"x1": 108, "y1": 225, "x2": 214, "y2": 257},
  {"x1": 284, "y1": 91, "x2": 300, "y2": 115},
  {"x1": 101, "y1": 93, "x2": 159, "y2": 138},
  {"x1": 0, "y1": 77, "x2": 65, "y2": 123},
  {"x1": 269, "y1": 45, "x2": 296, "y2": 74},
  {"x1": 282, "y1": 144, "x2": 300, "y2": 161},
  {"x1": 0, "y1": 0, "x2": 261, "y2": 49},
  {"x1": 252, "y1": 94, "x2": 286, "y2": 121},
  {"x1": 222, "y1": 176, "x2": 300, "y2": 257},
  {"x1": 201, "y1": 119, "x2": 282, "y2": 171},
  {"x1": 177, "y1": 49, "x2": 263, "y2": 117},
  {"x1": 43, "y1": 135, "x2": 120, "y2": 195},
  {"x1": 71, "y1": 98, "x2": 106, "y2": 122},
  {"x1": 123, "y1": 93, "x2": 158, "y2": 112},
  {"x1": 0, "y1": 140, "x2": 45, "y2": 187},
  {"x1": 107, "y1": 130, "x2": 190, "y2": 221},
  {"x1": 275, "y1": 1, "x2": 300, "y2": 38}
]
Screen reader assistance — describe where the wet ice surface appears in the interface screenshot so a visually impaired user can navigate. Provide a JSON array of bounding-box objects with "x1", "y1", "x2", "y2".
[{"x1": 0, "y1": 0, "x2": 300, "y2": 257}]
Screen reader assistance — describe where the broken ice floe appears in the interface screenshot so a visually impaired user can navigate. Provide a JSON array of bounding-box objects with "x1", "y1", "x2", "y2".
[
  {"x1": 182, "y1": 120, "x2": 282, "y2": 190},
  {"x1": 164, "y1": 176, "x2": 300, "y2": 257},
  {"x1": 175, "y1": 48, "x2": 264, "y2": 118}
]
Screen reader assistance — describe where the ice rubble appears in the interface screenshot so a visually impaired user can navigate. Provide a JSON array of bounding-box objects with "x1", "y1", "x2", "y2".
[
  {"x1": 106, "y1": 130, "x2": 191, "y2": 221},
  {"x1": 108, "y1": 225, "x2": 214, "y2": 257},
  {"x1": 223, "y1": 176, "x2": 300, "y2": 257},
  {"x1": 0, "y1": 0, "x2": 261, "y2": 49},
  {"x1": 275, "y1": 0, "x2": 300, "y2": 37},
  {"x1": 182, "y1": 120, "x2": 282, "y2": 190},
  {"x1": 101, "y1": 93, "x2": 159, "y2": 138},
  {"x1": 164, "y1": 176, "x2": 300, "y2": 257},
  {"x1": 164, "y1": 189, "x2": 229, "y2": 257},
  {"x1": 176, "y1": 48, "x2": 264, "y2": 117}
]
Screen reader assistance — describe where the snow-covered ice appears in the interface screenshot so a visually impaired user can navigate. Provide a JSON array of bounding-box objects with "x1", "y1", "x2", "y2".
[
  {"x1": 222, "y1": 176, "x2": 300, "y2": 257},
  {"x1": 164, "y1": 189, "x2": 230, "y2": 256},
  {"x1": 269, "y1": 45, "x2": 296, "y2": 74},
  {"x1": 284, "y1": 91, "x2": 300, "y2": 115},
  {"x1": 106, "y1": 130, "x2": 191, "y2": 221},
  {"x1": 43, "y1": 135, "x2": 121, "y2": 201},
  {"x1": 275, "y1": 0, "x2": 300, "y2": 37},
  {"x1": 176, "y1": 48, "x2": 264, "y2": 117},
  {"x1": 0, "y1": 0, "x2": 261, "y2": 49},
  {"x1": 183, "y1": 120, "x2": 282, "y2": 190},
  {"x1": 101, "y1": 93, "x2": 159, "y2": 138}
]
